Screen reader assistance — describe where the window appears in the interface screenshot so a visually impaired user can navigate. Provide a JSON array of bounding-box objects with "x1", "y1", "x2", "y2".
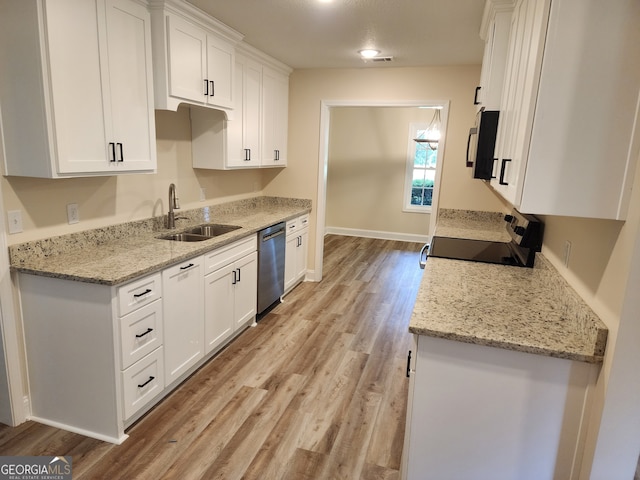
[{"x1": 404, "y1": 122, "x2": 438, "y2": 213}]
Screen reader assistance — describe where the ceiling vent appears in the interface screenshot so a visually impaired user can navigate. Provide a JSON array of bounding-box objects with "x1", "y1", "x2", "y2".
[{"x1": 365, "y1": 56, "x2": 394, "y2": 63}]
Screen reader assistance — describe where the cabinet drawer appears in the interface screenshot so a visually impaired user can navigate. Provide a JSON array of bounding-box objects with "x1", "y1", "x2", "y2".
[
  {"x1": 121, "y1": 347, "x2": 164, "y2": 420},
  {"x1": 286, "y1": 214, "x2": 309, "y2": 237},
  {"x1": 204, "y1": 236, "x2": 257, "y2": 274},
  {"x1": 286, "y1": 218, "x2": 299, "y2": 236},
  {"x1": 117, "y1": 273, "x2": 161, "y2": 317},
  {"x1": 120, "y1": 299, "x2": 163, "y2": 370}
]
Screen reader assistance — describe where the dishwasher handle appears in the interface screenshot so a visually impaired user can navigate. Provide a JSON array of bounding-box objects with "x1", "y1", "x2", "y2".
[{"x1": 261, "y1": 228, "x2": 285, "y2": 242}]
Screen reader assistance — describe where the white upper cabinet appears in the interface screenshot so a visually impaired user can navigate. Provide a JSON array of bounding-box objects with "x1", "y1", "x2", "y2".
[
  {"x1": 476, "y1": 0, "x2": 514, "y2": 110},
  {"x1": 226, "y1": 54, "x2": 263, "y2": 168},
  {"x1": 489, "y1": 0, "x2": 640, "y2": 220},
  {"x1": 0, "y1": 0, "x2": 157, "y2": 177},
  {"x1": 191, "y1": 45, "x2": 291, "y2": 170},
  {"x1": 261, "y1": 67, "x2": 289, "y2": 167},
  {"x1": 149, "y1": 0, "x2": 242, "y2": 112}
]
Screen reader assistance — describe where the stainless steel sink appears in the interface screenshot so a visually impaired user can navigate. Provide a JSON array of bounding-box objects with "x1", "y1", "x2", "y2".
[
  {"x1": 159, "y1": 233, "x2": 211, "y2": 242},
  {"x1": 158, "y1": 224, "x2": 241, "y2": 242},
  {"x1": 185, "y1": 224, "x2": 241, "y2": 237}
]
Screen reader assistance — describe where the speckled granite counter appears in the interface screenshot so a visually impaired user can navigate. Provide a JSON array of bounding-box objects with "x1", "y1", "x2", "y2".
[
  {"x1": 409, "y1": 209, "x2": 608, "y2": 363},
  {"x1": 9, "y1": 196, "x2": 311, "y2": 286}
]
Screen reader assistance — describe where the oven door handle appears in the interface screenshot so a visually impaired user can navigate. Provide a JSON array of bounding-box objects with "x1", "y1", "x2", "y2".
[{"x1": 419, "y1": 243, "x2": 429, "y2": 269}]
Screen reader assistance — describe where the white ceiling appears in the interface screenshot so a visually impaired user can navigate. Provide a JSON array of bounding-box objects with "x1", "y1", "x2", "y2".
[{"x1": 186, "y1": 0, "x2": 486, "y2": 69}]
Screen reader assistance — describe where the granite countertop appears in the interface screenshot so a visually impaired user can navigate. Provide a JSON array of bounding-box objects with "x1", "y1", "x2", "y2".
[
  {"x1": 9, "y1": 196, "x2": 311, "y2": 286},
  {"x1": 409, "y1": 209, "x2": 608, "y2": 364}
]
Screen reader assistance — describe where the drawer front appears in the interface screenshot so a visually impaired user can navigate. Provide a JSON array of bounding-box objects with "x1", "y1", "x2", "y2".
[
  {"x1": 121, "y1": 347, "x2": 165, "y2": 420},
  {"x1": 120, "y1": 299, "x2": 163, "y2": 369},
  {"x1": 298, "y1": 214, "x2": 309, "y2": 229},
  {"x1": 117, "y1": 273, "x2": 161, "y2": 317},
  {"x1": 204, "y1": 235, "x2": 257, "y2": 274},
  {"x1": 286, "y1": 218, "x2": 299, "y2": 236}
]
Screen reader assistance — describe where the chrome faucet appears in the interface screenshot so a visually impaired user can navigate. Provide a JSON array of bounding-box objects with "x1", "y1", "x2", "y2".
[{"x1": 167, "y1": 183, "x2": 180, "y2": 229}]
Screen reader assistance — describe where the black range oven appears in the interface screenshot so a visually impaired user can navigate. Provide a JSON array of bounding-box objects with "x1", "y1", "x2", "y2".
[{"x1": 423, "y1": 210, "x2": 543, "y2": 268}]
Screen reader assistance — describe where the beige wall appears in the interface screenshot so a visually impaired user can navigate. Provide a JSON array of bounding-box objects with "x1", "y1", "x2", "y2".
[
  {"x1": 326, "y1": 107, "x2": 435, "y2": 237},
  {"x1": 264, "y1": 66, "x2": 505, "y2": 270},
  {"x1": 530, "y1": 154, "x2": 640, "y2": 474},
  {"x1": 2, "y1": 107, "x2": 264, "y2": 244}
]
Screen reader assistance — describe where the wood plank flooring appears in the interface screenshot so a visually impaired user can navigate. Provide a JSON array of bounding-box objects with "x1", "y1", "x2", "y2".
[{"x1": 0, "y1": 235, "x2": 423, "y2": 479}]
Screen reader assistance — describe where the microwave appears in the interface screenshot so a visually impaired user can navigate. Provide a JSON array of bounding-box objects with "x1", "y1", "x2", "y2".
[{"x1": 466, "y1": 109, "x2": 499, "y2": 180}]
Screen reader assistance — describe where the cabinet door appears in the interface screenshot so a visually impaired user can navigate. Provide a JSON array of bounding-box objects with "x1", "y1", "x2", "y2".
[
  {"x1": 262, "y1": 67, "x2": 288, "y2": 166},
  {"x1": 204, "y1": 263, "x2": 235, "y2": 354},
  {"x1": 233, "y1": 252, "x2": 258, "y2": 329},
  {"x1": 227, "y1": 56, "x2": 262, "y2": 168},
  {"x1": 104, "y1": 0, "x2": 156, "y2": 172},
  {"x1": 206, "y1": 35, "x2": 234, "y2": 109},
  {"x1": 478, "y1": 8, "x2": 512, "y2": 110},
  {"x1": 491, "y1": 0, "x2": 549, "y2": 205},
  {"x1": 295, "y1": 230, "x2": 309, "y2": 282},
  {"x1": 167, "y1": 15, "x2": 207, "y2": 104},
  {"x1": 45, "y1": 0, "x2": 111, "y2": 174},
  {"x1": 284, "y1": 234, "x2": 298, "y2": 292},
  {"x1": 162, "y1": 258, "x2": 204, "y2": 385}
]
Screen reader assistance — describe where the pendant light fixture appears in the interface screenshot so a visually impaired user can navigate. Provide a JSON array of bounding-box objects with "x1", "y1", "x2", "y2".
[{"x1": 414, "y1": 108, "x2": 441, "y2": 150}]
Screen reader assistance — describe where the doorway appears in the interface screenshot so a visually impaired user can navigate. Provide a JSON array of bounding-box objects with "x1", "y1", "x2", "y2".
[{"x1": 314, "y1": 100, "x2": 449, "y2": 281}]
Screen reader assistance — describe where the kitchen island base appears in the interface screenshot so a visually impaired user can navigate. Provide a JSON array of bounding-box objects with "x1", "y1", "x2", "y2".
[{"x1": 402, "y1": 335, "x2": 598, "y2": 480}]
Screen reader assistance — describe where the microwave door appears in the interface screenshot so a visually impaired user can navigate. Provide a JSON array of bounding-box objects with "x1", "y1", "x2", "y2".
[{"x1": 472, "y1": 110, "x2": 499, "y2": 180}]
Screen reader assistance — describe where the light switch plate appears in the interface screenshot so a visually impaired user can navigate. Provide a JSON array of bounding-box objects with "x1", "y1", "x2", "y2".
[{"x1": 7, "y1": 210, "x2": 23, "y2": 234}]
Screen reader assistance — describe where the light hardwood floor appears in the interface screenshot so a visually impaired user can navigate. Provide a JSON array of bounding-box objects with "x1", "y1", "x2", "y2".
[{"x1": 0, "y1": 235, "x2": 423, "y2": 479}]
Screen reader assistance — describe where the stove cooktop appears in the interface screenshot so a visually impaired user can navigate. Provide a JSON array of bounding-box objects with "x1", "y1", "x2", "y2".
[{"x1": 428, "y1": 236, "x2": 525, "y2": 267}]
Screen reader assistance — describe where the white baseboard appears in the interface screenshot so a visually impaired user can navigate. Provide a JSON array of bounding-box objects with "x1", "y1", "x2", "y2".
[
  {"x1": 325, "y1": 226, "x2": 427, "y2": 244},
  {"x1": 28, "y1": 415, "x2": 128, "y2": 444},
  {"x1": 304, "y1": 269, "x2": 318, "y2": 282}
]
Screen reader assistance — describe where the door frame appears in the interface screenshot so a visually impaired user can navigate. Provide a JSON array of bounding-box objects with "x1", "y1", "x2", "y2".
[
  {"x1": 0, "y1": 111, "x2": 27, "y2": 426},
  {"x1": 314, "y1": 99, "x2": 449, "y2": 281}
]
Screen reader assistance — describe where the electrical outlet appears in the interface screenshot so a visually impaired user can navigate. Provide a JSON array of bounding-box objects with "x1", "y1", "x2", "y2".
[
  {"x1": 563, "y1": 240, "x2": 572, "y2": 267},
  {"x1": 199, "y1": 188, "x2": 206, "y2": 201},
  {"x1": 7, "y1": 210, "x2": 23, "y2": 234},
  {"x1": 67, "y1": 203, "x2": 80, "y2": 225}
]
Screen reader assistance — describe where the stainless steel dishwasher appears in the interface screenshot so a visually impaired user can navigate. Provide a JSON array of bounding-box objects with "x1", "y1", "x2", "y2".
[{"x1": 257, "y1": 222, "x2": 286, "y2": 315}]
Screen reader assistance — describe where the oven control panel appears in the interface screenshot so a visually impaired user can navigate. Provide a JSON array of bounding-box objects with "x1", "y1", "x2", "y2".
[{"x1": 504, "y1": 209, "x2": 543, "y2": 251}]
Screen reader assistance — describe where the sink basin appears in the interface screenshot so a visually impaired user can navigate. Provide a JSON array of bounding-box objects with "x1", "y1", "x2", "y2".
[
  {"x1": 159, "y1": 233, "x2": 211, "y2": 242},
  {"x1": 185, "y1": 224, "x2": 241, "y2": 237},
  {"x1": 158, "y1": 224, "x2": 241, "y2": 242}
]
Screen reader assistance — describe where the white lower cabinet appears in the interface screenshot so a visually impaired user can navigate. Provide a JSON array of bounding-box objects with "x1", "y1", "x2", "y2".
[
  {"x1": 204, "y1": 236, "x2": 258, "y2": 353},
  {"x1": 18, "y1": 235, "x2": 258, "y2": 444},
  {"x1": 162, "y1": 256, "x2": 204, "y2": 385},
  {"x1": 284, "y1": 215, "x2": 309, "y2": 292},
  {"x1": 402, "y1": 335, "x2": 597, "y2": 480}
]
